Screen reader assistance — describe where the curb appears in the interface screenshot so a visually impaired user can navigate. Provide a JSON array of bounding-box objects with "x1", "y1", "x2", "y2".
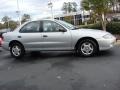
[{"x1": 116, "y1": 40, "x2": 120, "y2": 45}]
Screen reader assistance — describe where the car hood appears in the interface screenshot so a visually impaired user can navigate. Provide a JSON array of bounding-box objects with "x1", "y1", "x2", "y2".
[
  {"x1": 79, "y1": 29, "x2": 109, "y2": 36},
  {"x1": 70, "y1": 28, "x2": 112, "y2": 39},
  {"x1": 80, "y1": 28, "x2": 106, "y2": 33}
]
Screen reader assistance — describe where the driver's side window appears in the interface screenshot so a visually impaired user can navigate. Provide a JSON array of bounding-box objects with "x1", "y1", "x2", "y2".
[
  {"x1": 43, "y1": 21, "x2": 65, "y2": 32},
  {"x1": 20, "y1": 21, "x2": 40, "y2": 33}
]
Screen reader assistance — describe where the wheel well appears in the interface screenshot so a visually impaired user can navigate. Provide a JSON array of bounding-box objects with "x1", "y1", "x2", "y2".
[
  {"x1": 75, "y1": 37, "x2": 99, "y2": 50},
  {"x1": 9, "y1": 40, "x2": 24, "y2": 48}
]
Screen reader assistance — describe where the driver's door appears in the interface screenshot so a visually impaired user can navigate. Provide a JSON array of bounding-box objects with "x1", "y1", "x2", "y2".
[{"x1": 41, "y1": 20, "x2": 72, "y2": 50}]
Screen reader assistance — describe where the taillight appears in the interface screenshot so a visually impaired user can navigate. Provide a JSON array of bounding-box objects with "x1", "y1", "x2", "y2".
[
  {"x1": 0, "y1": 37, "x2": 2, "y2": 46},
  {"x1": 0, "y1": 36, "x2": 3, "y2": 46},
  {"x1": 1, "y1": 36, "x2": 3, "y2": 41}
]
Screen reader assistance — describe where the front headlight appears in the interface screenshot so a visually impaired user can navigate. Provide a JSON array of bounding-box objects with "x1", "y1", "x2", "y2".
[{"x1": 103, "y1": 34, "x2": 114, "y2": 39}]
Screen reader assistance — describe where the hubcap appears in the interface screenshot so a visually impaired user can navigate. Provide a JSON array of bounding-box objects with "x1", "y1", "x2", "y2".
[
  {"x1": 81, "y1": 42, "x2": 94, "y2": 55},
  {"x1": 12, "y1": 45, "x2": 21, "y2": 56}
]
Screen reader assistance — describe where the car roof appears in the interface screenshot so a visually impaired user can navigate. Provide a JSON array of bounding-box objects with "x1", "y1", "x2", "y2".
[
  {"x1": 21, "y1": 19, "x2": 60, "y2": 27},
  {"x1": 26, "y1": 19, "x2": 58, "y2": 23}
]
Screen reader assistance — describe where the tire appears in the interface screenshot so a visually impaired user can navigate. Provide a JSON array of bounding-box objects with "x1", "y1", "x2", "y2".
[
  {"x1": 76, "y1": 39, "x2": 98, "y2": 57},
  {"x1": 10, "y1": 43, "x2": 25, "y2": 59}
]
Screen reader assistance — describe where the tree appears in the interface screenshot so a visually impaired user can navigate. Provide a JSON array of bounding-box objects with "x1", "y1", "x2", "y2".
[
  {"x1": 81, "y1": 0, "x2": 91, "y2": 20},
  {"x1": 21, "y1": 14, "x2": 31, "y2": 24},
  {"x1": 1, "y1": 16, "x2": 17, "y2": 30},
  {"x1": 2, "y1": 16, "x2": 11, "y2": 23},
  {"x1": 72, "y1": 2, "x2": 78, "y2": 12},
  {"x1": 81, "y1": 0, "x2": 91, "y2": 11},
  {"x1": 81, "y1": 0, "x2": 111, "y2": 31},
  {"x1": 0, "y1": 23, "x2": 3, "y2": 29},
  {"x1": 9, "y1": 20, "x2": 17, "y2": 30},
  {"x1": 2, "y1": 20, "x2": 17, "y2": 30},
  {"x1": 67, "y1": 2, "x2": 73, "y2": 13},
  {"x1": 62, "y1": 2, "x2": 68, "y2": 13},
  {"x1": 1, "y1": 16, "x2": 11, "y2": 28},
  {"x1": 62, "y1": 2, "x2": 77, "y2": 14}
]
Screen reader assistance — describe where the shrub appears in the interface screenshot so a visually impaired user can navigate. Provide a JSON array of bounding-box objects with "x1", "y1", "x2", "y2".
[
  {"x1": 79, "y1": 22, "x2": 120, "y2": 34},
  {"x1": 107, "y1": 22, "x2": 120, "y2": 34},
  {"x1": 79, "y1": 23, "x2": 102, "y2": 30}
]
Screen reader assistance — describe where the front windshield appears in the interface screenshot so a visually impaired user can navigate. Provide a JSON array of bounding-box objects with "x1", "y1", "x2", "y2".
[{"x1": 55, "y1": 20, "x2": 79, "y2": 30}]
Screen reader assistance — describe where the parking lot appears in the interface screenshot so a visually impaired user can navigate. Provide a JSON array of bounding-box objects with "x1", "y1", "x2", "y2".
[{"x1": 0, "y1": 46, "x2": 120, "y2": 90}]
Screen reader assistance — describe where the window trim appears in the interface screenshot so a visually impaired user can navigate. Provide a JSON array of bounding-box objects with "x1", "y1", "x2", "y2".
[
  {"x1": 19, "y1": 21, "x2": 42, "y2": 33},
  {"x1": 41, "y1": 20, "x2": 67, "y2": 33}
]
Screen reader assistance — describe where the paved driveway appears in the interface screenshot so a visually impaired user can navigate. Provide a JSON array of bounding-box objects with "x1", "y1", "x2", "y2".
[{"x1": 0, "y1": 46, "x2": 120, "y2": 90}]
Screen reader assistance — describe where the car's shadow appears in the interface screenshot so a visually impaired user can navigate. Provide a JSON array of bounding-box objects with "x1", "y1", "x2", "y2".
[
  {"x1": 0, "y1": 49, "x2": 116, "y2": 70},
  {"x1": 1, "y1": 48, "x2": 115, "y2": 63},
  {"x1": 11, "y1": 50, "x2": 115, "y2": 63}
]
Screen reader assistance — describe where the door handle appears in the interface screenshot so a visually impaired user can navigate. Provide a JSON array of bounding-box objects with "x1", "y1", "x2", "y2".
[
  {"x1": 18, "y1": 36, "x2": 22, "y2": 38},
  {"x1": 43, "y1": 35, "x2": 48, "y2": 37}
]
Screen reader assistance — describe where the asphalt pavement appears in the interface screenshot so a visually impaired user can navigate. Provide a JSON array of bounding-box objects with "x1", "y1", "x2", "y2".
[{"x1": 0, "y1": 46, "x2": 120, "y2": 90}]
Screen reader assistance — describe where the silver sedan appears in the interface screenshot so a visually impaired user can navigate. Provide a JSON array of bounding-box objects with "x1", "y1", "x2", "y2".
[{"x1": 2, "y1": 19, "x2": 116, "y2": 58}]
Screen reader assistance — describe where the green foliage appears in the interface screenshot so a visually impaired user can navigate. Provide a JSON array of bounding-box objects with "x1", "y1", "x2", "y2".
[
  {"x1": 0, "y1": 20, "x2": 17, "y2": 30},
  {"x1": 21, "y1": 14, "x2": 31, "y2": 24},
  {"x1": 107, "y1": 22, "x2": 120, "y2": 34},
  {"x1": 0, "y1": 15, "x2": 17, "y2": 30},
  {"x1": 0, "y1": 23, "x2": 4, "y2": 29},
  {"x1": 2, "y1": 16, "x2": 11, "y2": 23},
  {"x1": 62, "y1": 2, "x2": 77, "y2": 13},
  {"x1": 9, "y1": 21, "x2": 18, "y2": 30},
  {"x1": 80, "y1": 23, "x2": 102, "y2": 29},
  {"x1": 72, "y1": 2, "x2": 77, "y2": 12},
  {"x1": 64, "y1": 16, "x2": 73, "y2": 24},
  {"x1": 80, "y1": 22, "x2": 120, "y2": 34},
  {"x1": 81, "y1": 0, "x2": 112, "y2": 30},
  {"x1": 81, "y1": 0, "x2": 111, "y2": 14},
  {"x1": 0, "y1": 14, "x2": 31, "y2": 30},
  {"x1": 81, "y1": 0, "x2": 91, "y2": 11}
]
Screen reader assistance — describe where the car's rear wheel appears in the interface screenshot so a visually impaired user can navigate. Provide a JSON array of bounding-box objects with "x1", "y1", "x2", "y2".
[
  {"x1": 10, "y1": 43, "x2": 25, "y2": 59},
  {"x1": 76, "y1": 39, "x2": 98, "y2": 57}
]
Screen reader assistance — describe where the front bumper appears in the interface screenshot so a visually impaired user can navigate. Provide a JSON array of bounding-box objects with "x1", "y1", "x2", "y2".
[{"x1": 97, "y1": 37, "x2": 116, "y2": 50}]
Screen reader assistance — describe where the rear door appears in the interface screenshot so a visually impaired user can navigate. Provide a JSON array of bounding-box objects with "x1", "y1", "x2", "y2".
[{"x1": 18, "y1": 21, "x2": 43, "y2": 51}]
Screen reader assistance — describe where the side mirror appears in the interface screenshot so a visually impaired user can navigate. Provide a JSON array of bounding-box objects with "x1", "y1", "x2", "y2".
[{"x1": 59, "y1": 29, "x2": 67, "y2": 32}]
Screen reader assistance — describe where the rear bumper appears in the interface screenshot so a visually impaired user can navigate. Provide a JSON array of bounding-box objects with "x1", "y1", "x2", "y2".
[
  {"x1": 0, "y1": 39, "x2": 2, "y2": 47},
  {"x1": 0, "y1": 43, "x2": 1, "y2": 47},
  {"x1": 97, "y1": 37, "x2": 116, "y2": 50},
  {"x1": 2, "y1": 41, "x2": 9, "y2": 50}
]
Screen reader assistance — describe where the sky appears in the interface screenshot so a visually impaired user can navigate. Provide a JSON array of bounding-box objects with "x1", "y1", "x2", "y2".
[{"x1": 0, "y1": 0, "x2": 81, "y2": 22}]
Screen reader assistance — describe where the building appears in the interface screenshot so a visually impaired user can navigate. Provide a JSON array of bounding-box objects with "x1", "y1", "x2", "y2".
[
  {"x1": 107, "y1": 13, "x2": 120, "y2": 21},
  {"x1": 54, "y1": 11, "x2": 90, "y2": 26}
]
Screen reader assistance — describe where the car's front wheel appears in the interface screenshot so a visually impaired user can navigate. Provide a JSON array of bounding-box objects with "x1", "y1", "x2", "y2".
[
  {"x1": 76, "y1": 39, "x2": 98, "y2": 57},
  {"x1": 10, "y1": 43, "x2": 25, "y2": 59}
]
